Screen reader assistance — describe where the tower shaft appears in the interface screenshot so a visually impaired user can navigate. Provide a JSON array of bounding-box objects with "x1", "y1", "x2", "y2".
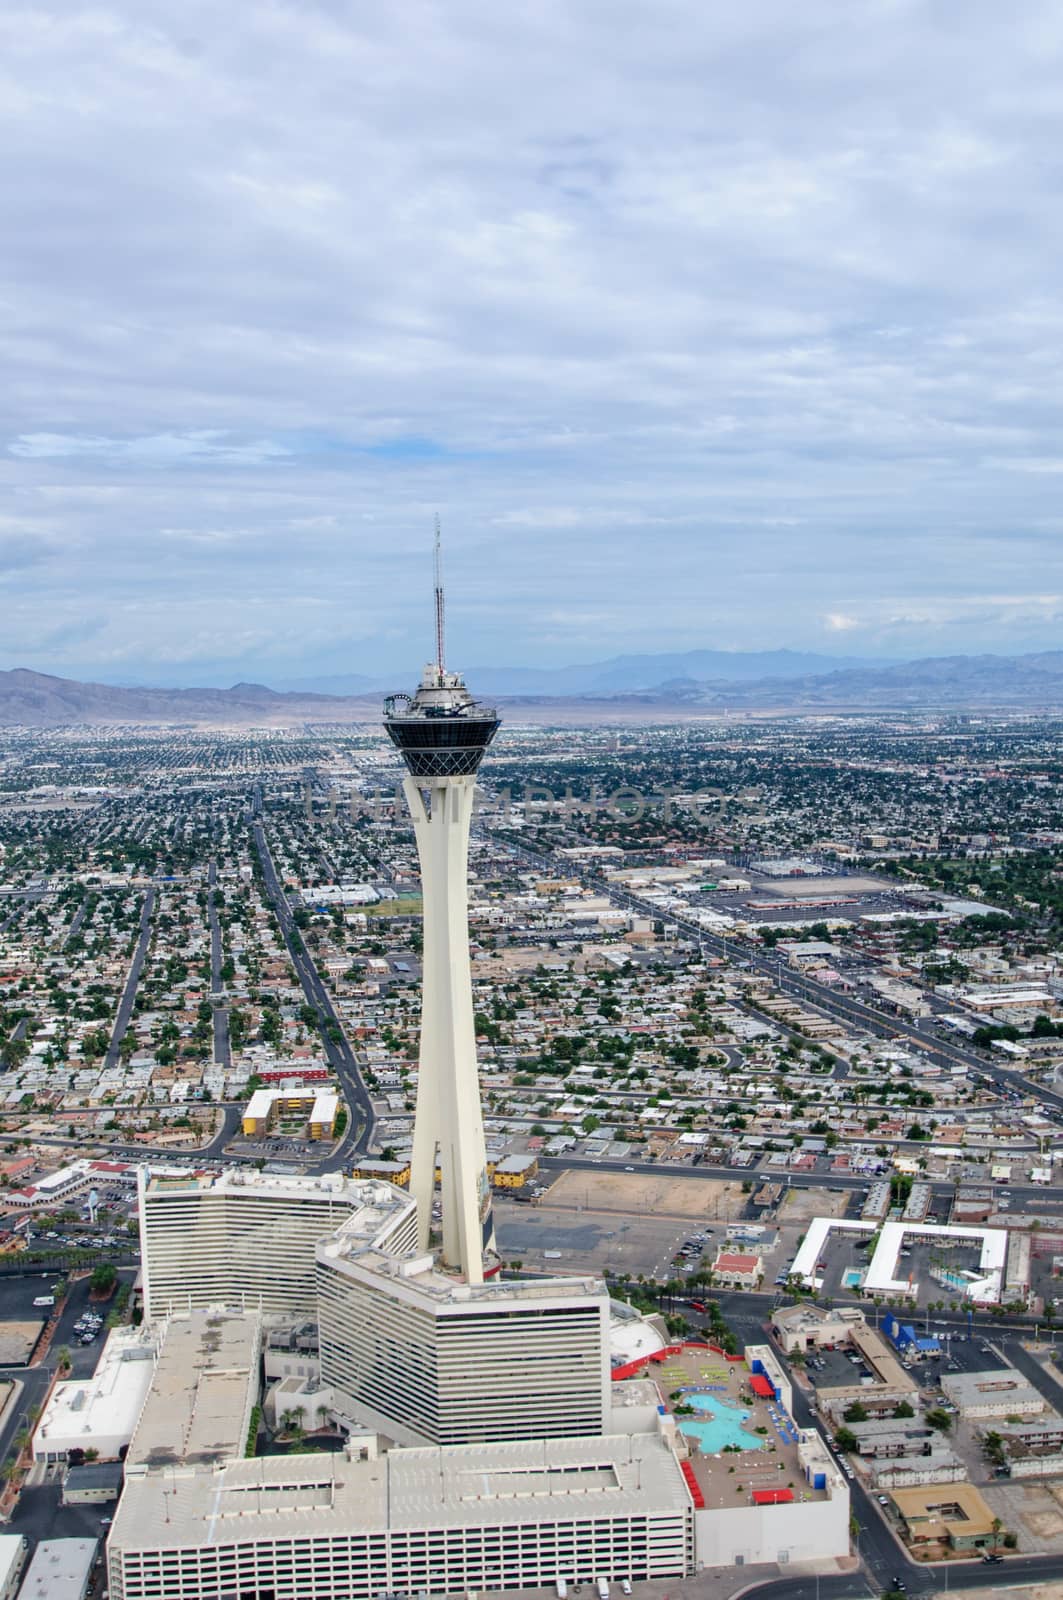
[{"x1": 406, "y1": 774, "x2": 495, "y2": 1283}]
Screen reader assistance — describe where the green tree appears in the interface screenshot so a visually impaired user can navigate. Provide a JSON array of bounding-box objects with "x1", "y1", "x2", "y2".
[{"x1": 90, "y1": 1262, "x2": 118, "y2": 1295}]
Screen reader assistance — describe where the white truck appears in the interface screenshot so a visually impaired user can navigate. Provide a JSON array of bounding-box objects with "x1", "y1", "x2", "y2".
[{"x1": 597, "y1": 1580, "x2": 610, "y2": 1600}]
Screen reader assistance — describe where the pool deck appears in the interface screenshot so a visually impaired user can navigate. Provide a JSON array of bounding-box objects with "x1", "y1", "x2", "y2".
[{"x1": 653, "y1": 1347, "x2": 831, "y2": 1512}]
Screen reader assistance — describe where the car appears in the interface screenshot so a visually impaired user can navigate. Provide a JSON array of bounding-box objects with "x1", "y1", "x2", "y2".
[
  {"x1": 877, "y1": 1495, "x2": 889, "y2": 1506},
  {"x1": 983, "y1": 1552, "x2": 1003, "y2": 1563}
]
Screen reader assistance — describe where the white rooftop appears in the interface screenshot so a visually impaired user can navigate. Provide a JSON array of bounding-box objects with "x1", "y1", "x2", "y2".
[
  {"x1": 112, "y1": 1431, "x2": 689, "y2": 1551},
  {"x1": 34, "y1": 1327, "x2": 156, "y2": 1458}
]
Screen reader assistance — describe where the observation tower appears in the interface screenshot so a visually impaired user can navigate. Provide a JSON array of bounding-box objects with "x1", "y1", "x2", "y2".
[{"x1": 384, "y1": 524, "x2": 500, "y2": 1283}]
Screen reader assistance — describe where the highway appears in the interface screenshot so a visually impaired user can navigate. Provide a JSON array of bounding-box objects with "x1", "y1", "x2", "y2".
[
  {"x1": 252, "y1": 817, "x2": 376, "y2": 1160},
  {"x1": 494, "y1": 830, "x2": 1063, "y2": 1117},
  {"x1": 103, "y1": 887, "x2": 155, "y2": 1071},
  {"x1": 621, "y1": 885, "x2": 1063, "y2": 1115}
]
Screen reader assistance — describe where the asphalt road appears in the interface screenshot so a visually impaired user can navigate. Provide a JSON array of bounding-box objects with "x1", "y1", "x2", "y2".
[
  {"x1": 207, "y1": 860, "x2": 232, "y2": 1069},
  {"x1": 62, "y1": 899, "x2": 89, "y2": 951},
  {"x1": 252, "y1": 819, "x2": 376, "y2": 1160},
  {"x1": 0, "y1": 1363, "x2": 52, "y2": 1479},
  {"x1": 537, "y1": 1153, "x2": 1060, "y2": 1214},
  {"x1": 103, "y1": 888, "x2": 155, "y2": 1071},
  {"x1": 1001, "y1": 1336, "x2": 1063, "y2": 1412},
  {"x1": 202, "y1": 1102, "x2": 243, "y2": 1157}
]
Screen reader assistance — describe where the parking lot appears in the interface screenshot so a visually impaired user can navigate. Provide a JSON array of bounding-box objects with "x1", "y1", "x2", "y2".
[{"x1": 495, "y1": 1199, "x2": 710, "y2": 1279}]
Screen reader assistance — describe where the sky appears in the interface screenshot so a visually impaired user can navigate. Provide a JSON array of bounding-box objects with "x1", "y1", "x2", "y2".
[{"x1": 3, "y1": 0, "x2": 1063, "y2": 686}]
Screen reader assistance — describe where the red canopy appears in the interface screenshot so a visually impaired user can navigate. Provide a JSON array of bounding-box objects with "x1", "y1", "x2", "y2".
[
  {"x1": 752, "y1": 1489, "x2": 794, "y2": 1505},
  {"x1": 749, "y1": 1373, "x2": 774, "y2": 1398}
]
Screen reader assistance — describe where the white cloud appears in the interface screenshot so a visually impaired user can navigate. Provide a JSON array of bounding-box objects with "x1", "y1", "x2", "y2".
[
  {"x1": 1, "y1": 0, "x2": 1063, "y2": 674},
  {"x1": 9, "y1": 432, "x2": 289, "y2": 465}
]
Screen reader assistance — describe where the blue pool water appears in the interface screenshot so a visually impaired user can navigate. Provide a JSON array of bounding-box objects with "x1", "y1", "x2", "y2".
[
  {"x1": 843, "y1": 1269, "x2": 863, "y2": 1288},
  {"x1": 677, "y1": 1392, "x2": 764, "y2": 1453}
]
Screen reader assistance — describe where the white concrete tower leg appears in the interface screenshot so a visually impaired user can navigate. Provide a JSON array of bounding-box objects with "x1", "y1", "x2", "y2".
[{"x1": 404, "y1": 774, "x2": 494, "y2": 1284}]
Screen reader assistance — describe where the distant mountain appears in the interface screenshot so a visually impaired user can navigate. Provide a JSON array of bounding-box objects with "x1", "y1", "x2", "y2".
[
  {"x1": 270, "y1": 671, "x2": 380, "y2": 695},
  {"x1": 467, "y1": 648, "x2": 882, "y2": 695},
  {"x1": 280, "y1": 649, "x2": 881, "y2": 697},
  {"x1": 2, "y1": 650, "x2": 1063, "y2": 726},
  {"x1": 680, "y1": 650, "x2": 1063, "y2": 709},
  {"x1": 0, "y1": 668, "x2": 376, "y2": 726}
]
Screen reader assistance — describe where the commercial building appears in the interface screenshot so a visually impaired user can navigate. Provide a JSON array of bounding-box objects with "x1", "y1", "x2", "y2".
[
  {"x1": 770, "y1": 1303, "x2": 866, "y2": 1355},
  {"x1": 891, "y1": 1483, "x2": 997, "y2": 1551},
  {"x1": 988, "y1": 1414, "x2": 1063, "y2": 1476},
  {"x1": 792, "y1": 1216, "x2": 1007, "y2": 1305},
  {"x1": 815, "y1": 1325, "x2": 918, "y2": 1422},
  {"x1": 881, "y1": 1312, "x2": 940, "y2": 1360},
  {"x1": 317, "y1": 1227, "x2": 610, "y2": 1446},
  {"x1": 492, "y1": 1152, "x2": 539, "y2": 1189},
  {"x1": 108, "y1": 1431, "x2": 692, "y2": 1600},
  {"x1": 34, "y1": 1327, "x2": 157, "y2": 1464},
  {"x1": 18, "y1": 1539, "x2": 97, "y2": 1600},
  {"x1": 871, "y1": 1451, "x2": 966, "y2": 1490},
  {"x1": 241, "y1": 1085, "x2": 340, "y2": 1140},
  {"x1": 847, "y1": 1418, "x2": 935, "y2": 1459},
  {"x1": 138, "y1": 1166, "x2": 417, "y2": 1322},
  {"x1": 61, "y1": 1461, "x2": 124, "y2": 1504},
  {"x1": 649, "y1": 1344, "x2": 849, "y2": 1568},
  {"x1": 0, "y1": 1538, "x2": 24, "y2": 1600},
  {"x1": 941, "y1": 1369, "x2": 1046, "y2": 1421},
  {"x1": 710, "y1": 1249, "x2": 762, "y2": 1289}
]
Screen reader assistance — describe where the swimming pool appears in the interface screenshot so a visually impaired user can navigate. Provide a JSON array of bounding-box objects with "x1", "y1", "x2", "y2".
[
  {"x1": 677, "y1": 1392, "x2": 764, "y2": 1453},
  {"x1": 843, "y1": 1269, "x2": 864, "y2": 1288}
]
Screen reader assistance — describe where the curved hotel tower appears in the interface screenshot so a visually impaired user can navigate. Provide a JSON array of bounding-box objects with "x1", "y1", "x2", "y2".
[{"x1": 384, "y1": 533, "x2": 499, "y2": 1283}]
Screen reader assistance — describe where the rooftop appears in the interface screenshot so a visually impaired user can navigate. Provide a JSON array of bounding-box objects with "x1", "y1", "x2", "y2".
[
  {"x1": 110, "y1": 1431, "x2": 688, "y2": 1551},
  {"x1": 19, "y1": 1539, "x2": 97, "y2": 1600},
  {"x1": 318, "y1": 1229, "x2": 607, "y2": 1309},
  {"x1": 35, "y1": 1326, "x2": 156, "y2": 1457},
  {"x1": 126, "y1": 1312, "x2": 259, "y2": 1469},
  {"x1": 649, "y1": 1347, "x2": 839, "y2": 1511}
]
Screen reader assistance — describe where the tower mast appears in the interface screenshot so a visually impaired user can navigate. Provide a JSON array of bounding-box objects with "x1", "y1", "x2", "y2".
[{"x1": 434, "y1": 515, "x2": 446, "y2": 675}]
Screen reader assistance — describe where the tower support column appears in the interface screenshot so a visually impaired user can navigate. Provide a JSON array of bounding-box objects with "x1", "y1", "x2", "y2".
[{"x1": 405, "y1": 774, "x2": 495, "y2": 1283}]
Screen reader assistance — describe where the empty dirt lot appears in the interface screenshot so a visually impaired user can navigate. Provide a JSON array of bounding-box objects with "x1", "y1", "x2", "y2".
[{"x1": 543, "y1": 1169, "x2": 746, "y2": 1221}]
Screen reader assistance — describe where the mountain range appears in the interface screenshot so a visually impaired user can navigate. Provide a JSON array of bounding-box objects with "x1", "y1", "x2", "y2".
[
  {"x1": 279, "y1": 649, "x2": 878, "y2": 697},
  {"x1": 2, "y1": 650, "x2": 1063, "y2": 725}
]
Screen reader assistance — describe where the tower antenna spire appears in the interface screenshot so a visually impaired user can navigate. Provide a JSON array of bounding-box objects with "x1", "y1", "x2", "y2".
[{"x1": 433, "y1": 515, "x2": 446, "y2": 674}]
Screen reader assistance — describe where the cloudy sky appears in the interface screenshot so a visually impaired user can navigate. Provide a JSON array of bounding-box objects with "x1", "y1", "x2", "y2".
[{"x1": 3, "y1": 0, "x2": 1063, "y2": 685}]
